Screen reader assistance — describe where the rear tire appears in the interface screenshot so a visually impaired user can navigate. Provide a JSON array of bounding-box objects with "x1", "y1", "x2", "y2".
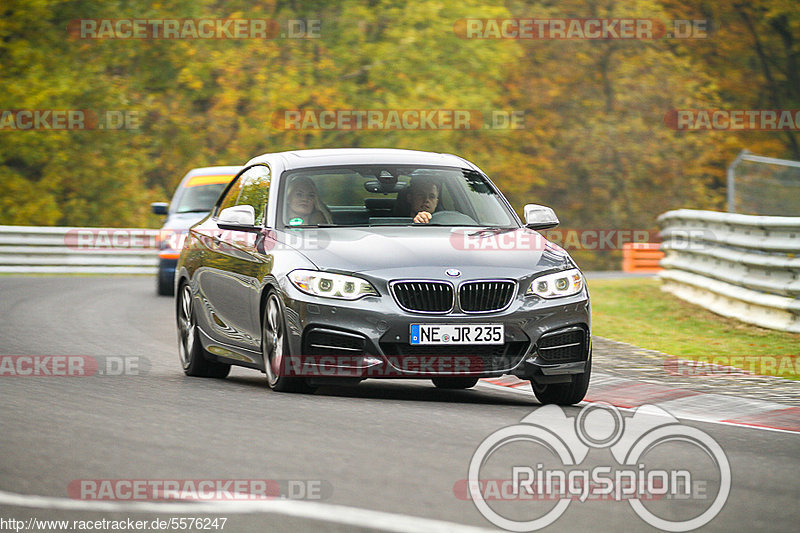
[
  {"x1": 532, "y1": 351, "x2": 591, "y2": 405},
  {"x1": 432, "y1": 377, "x2": 479, "y2": 389},
  {"x1": 177, "y1": 283, "x2": 230, "y2": 378}
]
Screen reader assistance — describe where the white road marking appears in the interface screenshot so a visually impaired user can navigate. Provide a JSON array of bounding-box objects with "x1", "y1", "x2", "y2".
[{"x1": 0, "y1": 490, "x2": 497, "y2": 533}]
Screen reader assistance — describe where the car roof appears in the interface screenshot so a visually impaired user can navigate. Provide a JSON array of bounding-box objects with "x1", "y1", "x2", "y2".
[
  {"x1": 243, "y1": 148, "x2": 475, "y2": 171},
  {"x1": 183, "y1": 165, "x2": 242, "y2": 177}
]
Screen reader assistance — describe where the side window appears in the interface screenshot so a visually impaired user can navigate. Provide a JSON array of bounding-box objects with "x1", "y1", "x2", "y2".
[
  {"x1": 217, "y1": 176, "x2": 244, "y2": 213},
  {"x1": 233, "y1": 165, "x2": 271, "y2": 225}
]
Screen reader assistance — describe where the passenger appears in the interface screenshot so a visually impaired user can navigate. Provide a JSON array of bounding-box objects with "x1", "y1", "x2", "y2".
[{"x1": 285, "y1": 176, "x2": 332, "y2": 225}]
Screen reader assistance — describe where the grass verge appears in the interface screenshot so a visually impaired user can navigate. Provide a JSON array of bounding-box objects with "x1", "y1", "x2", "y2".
[{"x1": 587, "y1": 277, "x2": 800, "y2": 380}]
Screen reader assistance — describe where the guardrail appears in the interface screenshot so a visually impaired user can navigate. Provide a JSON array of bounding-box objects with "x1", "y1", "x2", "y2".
[
  {"x1": 657, "y1": 209, "x2": 800, "y2": 333},
  {"x1": 0, "y1": 225, "x2": 158, "y2": 274}
]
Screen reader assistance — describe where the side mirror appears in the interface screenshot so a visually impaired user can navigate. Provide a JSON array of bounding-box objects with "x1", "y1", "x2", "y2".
[
  {"x1": 523, "y1": 204, "x2": 559, "y2": 230},
  {"x1": 217, "y1": 205, "x2": 257, "y2": 231},
  {"x1": 151, "y1": 202, "x2": 169, "y2": 215}
]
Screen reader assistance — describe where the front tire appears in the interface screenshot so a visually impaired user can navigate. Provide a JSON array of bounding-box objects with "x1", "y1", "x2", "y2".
[
  {"x1": 157, "y1": 264, "x2": 174, "y2": 296},
  {"x1": 262, "y1": 290, "x2": 314, "y2": 393},
  {"x1": 177, "y1": 283, "x2": 230, "y2": 378},
  {"x1": 532, "y1": 351, "x2": 591, "y2": 405}
]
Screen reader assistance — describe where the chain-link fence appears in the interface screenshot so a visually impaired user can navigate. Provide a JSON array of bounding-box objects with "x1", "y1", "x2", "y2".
[{"x1": 728, "y1": 150, "x2": 800, "y2": 216}]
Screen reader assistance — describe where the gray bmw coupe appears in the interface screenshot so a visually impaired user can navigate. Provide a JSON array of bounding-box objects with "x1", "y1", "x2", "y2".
[{"x1": 176, "y1": 148, "x2": 591, "y2": 404}]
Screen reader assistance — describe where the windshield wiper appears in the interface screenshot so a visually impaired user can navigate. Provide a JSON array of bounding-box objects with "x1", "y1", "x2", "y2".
[
  {"x1": 464, "y1": 226, "x2": 519, "y2": 234},
  {"x1": 424, "y1": 223, "x2": 485, "y2": 227},
  {"x1": 367, "y1": 223, "x2": 413, "y2": 227}
]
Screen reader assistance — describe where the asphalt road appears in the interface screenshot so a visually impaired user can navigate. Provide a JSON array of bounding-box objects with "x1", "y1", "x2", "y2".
[{"x1": 0, "y1": 276, "x2": 798, "y2": 532}]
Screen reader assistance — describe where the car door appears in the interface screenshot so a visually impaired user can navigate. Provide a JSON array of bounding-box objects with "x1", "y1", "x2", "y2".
[{"x1": 194, "y1": 164, "x2": 272, "y2": 356}]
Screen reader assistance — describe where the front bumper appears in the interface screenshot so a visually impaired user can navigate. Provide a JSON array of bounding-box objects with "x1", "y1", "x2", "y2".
[{"x1": 279, "y1": 280, "x2": 591, "y2": 380}]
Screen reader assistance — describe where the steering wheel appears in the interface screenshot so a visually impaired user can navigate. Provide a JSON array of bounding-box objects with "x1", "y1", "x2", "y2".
[{"x1": 428, "y1": 210, "x2": 477, "y2": 225}]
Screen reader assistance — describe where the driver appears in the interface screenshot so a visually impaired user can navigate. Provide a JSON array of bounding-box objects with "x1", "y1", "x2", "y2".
[{"x1": 406, "y1": 177, "x2": 439, "y2": 224}]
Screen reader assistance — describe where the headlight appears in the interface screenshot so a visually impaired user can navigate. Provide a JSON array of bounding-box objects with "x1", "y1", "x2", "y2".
[
  {"x1": 288, "y1": 269, "x2": 379, "y2": 300},
  {"x1": 526, "y1": 268, "x2": 584, "y2": 299}
]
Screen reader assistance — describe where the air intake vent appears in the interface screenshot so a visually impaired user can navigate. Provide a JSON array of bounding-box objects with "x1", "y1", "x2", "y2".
[
  {"x1": 537, "y1": 327, "x2": 588, "y2": 363},
  {"x1": 391, "y1": 281, "x2": 454, "y2": 313},
  {"x1": 303, "y1": 328, "x2": 366, "y2": 356},
  {"x1": 458, "y1": 281, "x2": 515, "y2": 312}
]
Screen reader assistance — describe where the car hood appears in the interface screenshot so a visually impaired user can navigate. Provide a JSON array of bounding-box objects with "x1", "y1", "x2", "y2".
[{"x1": 284, "y1": 226, "x2": 574, "y2": 279}]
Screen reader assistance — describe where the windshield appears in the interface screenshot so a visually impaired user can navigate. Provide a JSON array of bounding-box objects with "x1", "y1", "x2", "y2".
[
  {"x1": 278, "y1": 165, "x2": 519, "y2": 228},
  {"x1": 175, "y1": 178, "x2": 232, "y2": 214}
]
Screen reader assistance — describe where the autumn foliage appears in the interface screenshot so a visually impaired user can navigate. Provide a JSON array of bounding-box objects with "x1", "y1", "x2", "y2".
[{"x1": 1, "y1": 1, "x2": 797, "y2": 268}]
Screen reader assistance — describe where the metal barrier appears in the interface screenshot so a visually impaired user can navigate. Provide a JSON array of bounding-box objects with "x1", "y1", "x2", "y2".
[
  {"x1": 658, "y1": 209, "x2": 800, "y2": 333},
  {"x1": 0, "y1": 225, "x2": 158, "y2": 274}
]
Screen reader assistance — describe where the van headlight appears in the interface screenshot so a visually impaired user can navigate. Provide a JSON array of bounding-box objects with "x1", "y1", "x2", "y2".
[
  {"x1": 289, "y1": 270, "x2": 378, "y2": 300},
  {"x1": 526, "y1": 268, "x2": 584, "y2": 299}
]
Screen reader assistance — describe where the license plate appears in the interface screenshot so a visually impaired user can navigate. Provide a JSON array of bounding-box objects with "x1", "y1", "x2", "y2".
[{"x1": 410, "y1": 324, "x2": 504, "y2": 345}]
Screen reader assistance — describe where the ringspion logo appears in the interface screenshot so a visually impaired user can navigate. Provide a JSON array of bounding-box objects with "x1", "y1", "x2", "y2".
[{"x1": 464, "y1": 403, "x2": 730, "y2": 531}]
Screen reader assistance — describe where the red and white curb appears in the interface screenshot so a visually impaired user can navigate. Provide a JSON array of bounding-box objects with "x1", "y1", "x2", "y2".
[{"x1": 479, "y1": 373, "x2": 800, "y2": 434}]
